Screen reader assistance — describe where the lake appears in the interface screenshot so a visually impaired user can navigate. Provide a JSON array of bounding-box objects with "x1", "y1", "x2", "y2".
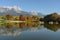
[{"x1": 0, "y1": 22, "x2": 60, "y2": 40}]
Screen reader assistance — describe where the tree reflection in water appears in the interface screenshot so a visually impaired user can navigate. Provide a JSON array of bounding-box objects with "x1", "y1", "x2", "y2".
[
  {"x1": 5, "y1": 23, "x2": 14, "y2": 29},
  {"x1": 0, "y1": 22, "x2": 60, "y2": 31},
  {"x1": 44, "y1": 24, "x2": 60, "y2": 32},
  {"x1": 0, "y1": 22, "x2": 60, "y2": 36}
]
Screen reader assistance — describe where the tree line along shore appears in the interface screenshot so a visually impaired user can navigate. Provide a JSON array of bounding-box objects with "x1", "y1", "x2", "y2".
[
  {"x1": 0, "y1": 13, "x2": 60, "y2": 24},
  {"x1": 40, "y1": 13, "x2": 60, "y2": 24},
  {"x1": 0, "y1": 14, "x2": 40, "y2": 23}
]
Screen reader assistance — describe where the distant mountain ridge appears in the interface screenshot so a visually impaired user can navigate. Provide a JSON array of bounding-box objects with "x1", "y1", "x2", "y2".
[{"x1": 0, "y1": 6, "x2": 43, "y2": 16}]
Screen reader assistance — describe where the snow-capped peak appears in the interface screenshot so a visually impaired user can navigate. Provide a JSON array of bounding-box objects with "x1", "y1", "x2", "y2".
[
  {"x1": 0, "y1": 6, "x2": 22, "y2": 12},
  {"x1": 30, "y1": 11, "x2": 38, "y2": 15},
  {"x1": 0, "y1": 6, "x2": 22, "y2": 10},
  {"x1": 12, "y1": 6, "x2": 22, "y2": 11}
]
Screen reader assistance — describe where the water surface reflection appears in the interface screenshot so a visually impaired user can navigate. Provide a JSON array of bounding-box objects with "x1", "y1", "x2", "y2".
[{"x1": 0, "y1": 22, "x2": 60, "y2": 40}]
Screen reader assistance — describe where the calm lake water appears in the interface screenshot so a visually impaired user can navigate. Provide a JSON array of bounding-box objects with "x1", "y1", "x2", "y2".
[{"x1": 0, "y1": 22, "x2": 60, "y2": 40}]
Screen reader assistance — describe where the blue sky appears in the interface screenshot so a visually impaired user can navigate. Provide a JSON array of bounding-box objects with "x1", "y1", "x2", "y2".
[{"x1": 0, "y1": 0, "x2": 60, "y2": 15}]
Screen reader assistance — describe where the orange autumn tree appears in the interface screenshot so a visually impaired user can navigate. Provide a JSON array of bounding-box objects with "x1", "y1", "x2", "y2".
[
  {"x1": 19, "y1": 14, "x2": 26, "y2": 21},
  {"x1": 6, "y1": 14, "x2": 13, "y2": 20}
]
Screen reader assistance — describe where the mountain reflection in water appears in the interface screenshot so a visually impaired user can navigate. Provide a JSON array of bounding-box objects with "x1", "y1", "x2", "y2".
[{"x1": 0, "y1": 22, "x2": 60, "y2": 36}]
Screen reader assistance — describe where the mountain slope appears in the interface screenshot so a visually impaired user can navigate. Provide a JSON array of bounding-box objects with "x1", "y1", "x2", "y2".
[{"x1": 0, "y1": 6, "x2": 43, "y2": 16}]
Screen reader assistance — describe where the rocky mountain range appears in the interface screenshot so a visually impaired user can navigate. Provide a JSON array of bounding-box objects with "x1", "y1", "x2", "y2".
[{"x1": 0, "y1": 6, "x2": 43, "y2": 16}]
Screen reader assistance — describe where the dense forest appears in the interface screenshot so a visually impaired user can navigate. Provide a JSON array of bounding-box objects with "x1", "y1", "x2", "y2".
[{"x1": 40, "y1": 13, "x2": 60, "y2": 24}]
